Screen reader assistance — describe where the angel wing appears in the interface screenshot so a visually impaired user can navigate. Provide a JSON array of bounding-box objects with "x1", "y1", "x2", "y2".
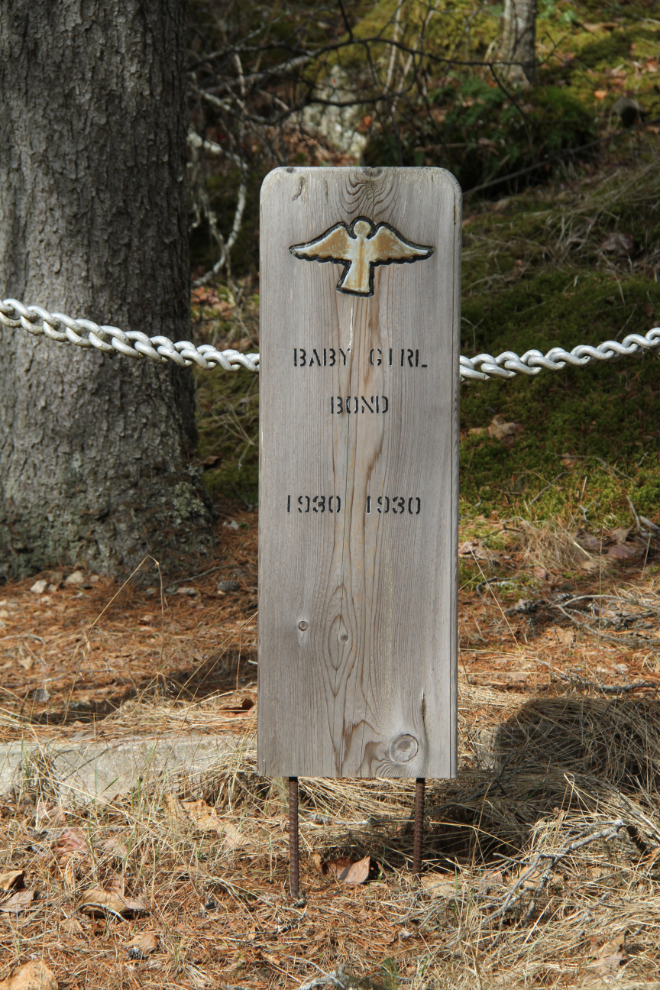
[
  {"x1": 290, "y1": 224, "x2": 353, "y2": 263},
  {"x1": 367, "y1": 224, "x2": 433, "y2": 263}
]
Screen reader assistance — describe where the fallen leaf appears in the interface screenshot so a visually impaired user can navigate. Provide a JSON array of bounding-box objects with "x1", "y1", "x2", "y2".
[
  {"x1": 35, "y1": 800, "x2": 65, "y2": 827},
  {"x1": 0, "y1": 869, "x2": 24, "y2": 892},
  {"x1": 582, "y1": 21, "x2": 617, "y2": 31},
  {"x1": 533, "y1": 566, "x2": 549, "y2": 581},
  {"x1": 575, "y1": 529, "x2": 602, "y2": 552},
  {"x1": 0, "y1": 889, "x2": 34, "y2": 914},
  {"x1": 164, "y1": 793, "x2": 186, "y2": 821},
  {"x1": 63, "y1": 859, "x2": 79, "y2": 891},
  {"x1": 322, "y1": 855, "x2": 352, "y2": 878},
  {"x1": 420, "y1": 876, "x2": 462, "y2": 898},
  {"x1": 60, "y1": 916, "x2": 84, "y2": 934},
  {"x1": 338, "y1": 855, "x2": 371, "y2": 885},
  {"x1": 52, "y1": 827, "x2": 87, "y2": 862},
  {"x1": 601, "y1": 232, "x2": 634, "y2": 255},
  {"x1": 644, "y1": 846, "x2": 660, "y2": 868},
  {"x1": 97, "y1": 836, "x2": 129, "y2": 860},
  {"x1": 607, "y1": 543, "x2": 638, "y2": 559},
  {"x1": 487, "y1": 414, "x2": 520, "y2": 441},
  {"x1": 608, "y1": 526, "x2": 631, "y2": 544},
  {"x1": 172, "y1": 797, "x2": 242, "y2": 844},
  {"x1": 550, "y1": 626, "x2": 574, "y2": 646},
  {"x1": 18, "y1": 657, "x2": 33, "y2": 671},
  {"x1": 560, "y1": 453, "x2": 578, "y2": 469},
  {"x1": 598, "y1": 934, "x2": 625, "y2": 955},
  {"x1": 458, "y1": 540, "x2": 491, "y2": 560},
  {"x1": 78, "y1": 887, "x2": 148, "y2": 919},
  {"x1": 587, "y1": 934, "x2": 628, "y2": 974},
  {"x1": 127, "y1": 932, "x2": 158, "y2": 959},
  {"x1": 220, "y1": 822, "x2": 243, "y2": 850},
  {"x1": 594, "y1": 89, "x2": 608, "y2": 99},
  {"x1": 588, "y1": 949, "x2": 629, "y2": 973},
  {"x1": 181, "y1": 799, "x2": 223, "y2": 831},
  {"x1": 0, "y1": 961, "x2": 57, "y2": 990}
]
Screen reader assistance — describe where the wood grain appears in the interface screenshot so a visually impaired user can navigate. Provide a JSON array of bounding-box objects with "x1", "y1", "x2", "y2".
[{"x1": 258, "y1": 167, "x2": 460, "y2": 778}]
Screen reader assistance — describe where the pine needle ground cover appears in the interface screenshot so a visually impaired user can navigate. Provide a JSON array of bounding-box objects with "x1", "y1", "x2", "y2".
[{"x1": 3, "y1": 543, "x2": 660, "y2": 987}]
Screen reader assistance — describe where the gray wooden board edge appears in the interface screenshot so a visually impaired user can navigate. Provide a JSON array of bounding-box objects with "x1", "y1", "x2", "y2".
[{"x1": 258, "y1": 166, "x2": 460, "y2": 778}]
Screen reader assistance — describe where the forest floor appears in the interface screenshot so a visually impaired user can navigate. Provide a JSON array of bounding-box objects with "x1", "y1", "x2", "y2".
[
  {"x1": 2, "y1": 507, "x2": 660, "y2": 989},
  {"x1": 4, "y1": 9, "x2": 660, "y2": 980}
]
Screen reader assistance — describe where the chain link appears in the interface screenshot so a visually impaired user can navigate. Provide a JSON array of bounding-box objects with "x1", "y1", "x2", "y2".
[
  {"x1": 460, "y1": 328, "x2": 660, "y2": 381},
  {"x1": 0, "y1": 299, "x2": 259, "y2": 373},
  {"x1": 2, "y1": 298, "x2": 659, "y2": 383}
]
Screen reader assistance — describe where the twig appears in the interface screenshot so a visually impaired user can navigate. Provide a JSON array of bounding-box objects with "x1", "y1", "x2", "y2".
[
  {"x1": 552, "y1": 601, "x2": 660, "y2": 650},
  {"x1": 529, "y1": 471, "x2": 569, "y2": 506},
  {"x1": 296, "y1": 963, "x2": 351, "y2": 990},
  {"x1": 490, "y1": 820, "x2": 625, "y2": 919},
  {"x1": 533, "y1": 657, "x2": 657, "y2": 694}
]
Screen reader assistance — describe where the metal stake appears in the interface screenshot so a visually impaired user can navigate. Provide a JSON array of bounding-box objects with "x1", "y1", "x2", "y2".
[
  {"x1": 288, "y1": 776, "x2": 300, "y2": 898},
  {"x1": 412, "y1": 777, "x2": 426, "y2": 875}
]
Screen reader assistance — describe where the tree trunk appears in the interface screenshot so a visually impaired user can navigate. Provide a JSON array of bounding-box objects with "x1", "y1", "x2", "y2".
[
  {"x1": 0, "y1": 0, "x2": 213, "y2": 582},
  {"x1": 499, "y1": 0, "x2": 537, "y2": 87}
]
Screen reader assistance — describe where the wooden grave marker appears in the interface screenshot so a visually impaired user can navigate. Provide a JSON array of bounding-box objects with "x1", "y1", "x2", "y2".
[{"x1": 258, "y1": 166, "x2": 460, "y2": 779}]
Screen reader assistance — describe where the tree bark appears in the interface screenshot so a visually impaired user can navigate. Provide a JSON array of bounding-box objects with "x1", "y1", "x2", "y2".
[
  {"x1": 0, "y1": 0, "x2": 213, "y2": 582},
  {"x1": 499, "y1": 0, "x2": 537, "y2": 87}
]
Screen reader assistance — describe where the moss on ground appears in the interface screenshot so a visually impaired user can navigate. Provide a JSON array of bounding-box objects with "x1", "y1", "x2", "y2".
[
  {"x1": 458, "y1": 156, "x2": 660, "y2": 528},
  {"x1": 191, "y1": 0, "x2": 660, "y2": 525},
  {"x1": 193, "y1": 156, "x2": 660, "y2": 528}
]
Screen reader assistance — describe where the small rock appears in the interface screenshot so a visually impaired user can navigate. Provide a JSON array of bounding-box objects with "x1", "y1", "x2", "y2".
[
  {"x1": 165, "y1": 585, "x2": 179, "y2": 595},
  {"x1": 145, "y1": 588, "x2": 158, "y2": 597},
  {"x1": 64, "y1": 570, "x2": 85, "y2": 586},
  {"x1": 223, "y1": 519, "x2": 240, "y2": 530},
  {"x1": 0, "y1": 609, "x2": 9, "y2": 619},
  {"x1": 33, "y1": 687, "x2": 50, "y2": 703},
  {"x1": 217, "y1": 580, "x2": 240, "y2": 593},
  {"x1": 89, "y1": 575, "x2": 101, "y2": 584},
  {"x1": 176, "y1": 587, "x2": 197, "y2": 596},
  {"x1": 30, "y1": 580, "x2": 48, "y2": 595}
]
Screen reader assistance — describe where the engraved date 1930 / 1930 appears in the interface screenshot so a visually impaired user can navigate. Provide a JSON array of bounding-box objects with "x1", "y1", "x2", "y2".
[
  {"x1": 287, "y1": 495, "x2": 421, "y2": 515},
  {"x1": 288, "y1": 495, "x2": 342, "y2": 513},
  {"x1": 368, "y1": 496, "x2": 421, "y2": 515}
]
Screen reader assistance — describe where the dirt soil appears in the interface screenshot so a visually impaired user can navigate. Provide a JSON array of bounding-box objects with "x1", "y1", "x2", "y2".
[{"x1": 2, "y1": 508, "x2": 660, "y2": 989}]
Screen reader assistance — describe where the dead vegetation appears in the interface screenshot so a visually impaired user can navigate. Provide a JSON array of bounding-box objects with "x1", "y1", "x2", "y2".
[{"x1": 1, "y1": 513, "x2": 660, "y2": 987}]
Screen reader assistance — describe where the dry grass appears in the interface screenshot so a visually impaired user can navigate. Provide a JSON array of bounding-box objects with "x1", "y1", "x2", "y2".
[{"x1": 3, "y1": 516, "x2": 660, "y2": 988}]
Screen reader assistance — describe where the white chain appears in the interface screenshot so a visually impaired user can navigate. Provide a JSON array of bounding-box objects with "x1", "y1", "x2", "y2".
[
  {"x1": 460, "y1": 328, "x2": 660, "y2": 381},
  {"x1": 0, "y1": 298, "x2": 259, "y2": 373},
  {"x1": 2, "y1": 297, "x2": 659, "y2": 382}
]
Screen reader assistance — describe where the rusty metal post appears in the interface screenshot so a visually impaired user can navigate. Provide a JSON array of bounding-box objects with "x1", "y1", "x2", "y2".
[
  {"x1": 412, "y1": 777, "x2": 426, "y2": 875},
  {"x1": 288, "y1": 776, "x2": 300, "y2": 898}
]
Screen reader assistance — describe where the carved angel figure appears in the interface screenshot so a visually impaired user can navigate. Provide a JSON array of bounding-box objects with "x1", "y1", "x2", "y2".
[{"x1": 290, "y1": 217, "x2": 433, "y2": 296}]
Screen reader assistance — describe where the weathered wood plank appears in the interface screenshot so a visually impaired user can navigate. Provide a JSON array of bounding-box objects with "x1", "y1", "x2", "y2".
[{"x1": 258, "y1": 167, "x2": 460, "y2": 778}]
